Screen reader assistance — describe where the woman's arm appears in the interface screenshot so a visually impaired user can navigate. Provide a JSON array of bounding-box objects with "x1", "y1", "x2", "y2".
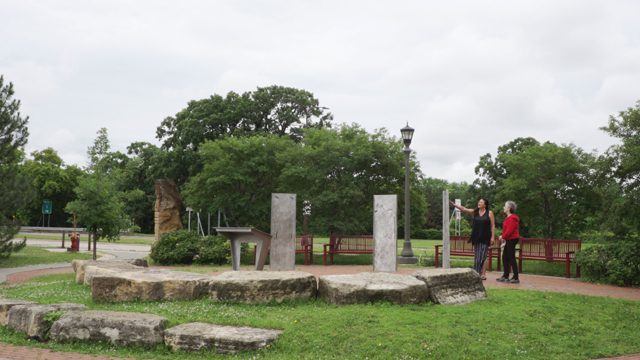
[
  {"x1": 490, "y1": 211, "x2": 495, "y2": 245},
  {"x1": 449, "y1": 200, "x2": 474, "y2": 216}
]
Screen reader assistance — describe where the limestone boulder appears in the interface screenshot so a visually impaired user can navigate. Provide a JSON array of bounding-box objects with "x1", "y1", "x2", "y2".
[
  {"x1": 83, "y1": 263, "x2": 147, "y2": 286},
  {"x1": 154, "y1": 179, "x2": 183, "y2": 242},
  {"x1": 7, "y1": 303, "x2": 88, "y2": 338},
  {"x1": 318, "y1": 272, "x2": 428, "y2": 305},
  {"x1": 72, "y1": 259, "x2": 148, "y2": 285},
  {"x1": 165, "y1": 322, "x2": 283, "y2": 354},
  {"x1": 210, "y1": 271, "x2": 317, "y2": 304},
  {"x1": 0, "y1": 299, "x2": 35, "y2": 326},
  {"x1": 91, "y1": 269, "x2": 210, "y2": 302},
  {"x1": 50, "y1": 310, "x2": 167, "y2": 346},
  {"x1": 413, "y1": 268, "x2": 487, "y2": 305}
]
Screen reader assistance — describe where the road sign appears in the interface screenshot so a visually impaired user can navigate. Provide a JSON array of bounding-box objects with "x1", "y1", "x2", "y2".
[{"x1": 42, "y1": 199, "x2": 52, "y2": 214}]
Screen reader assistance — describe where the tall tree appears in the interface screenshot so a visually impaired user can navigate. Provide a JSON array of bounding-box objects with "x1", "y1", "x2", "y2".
[
  {"x1": 183, "y1": 134, "x2": 295, "y2": 232},
  {"x1": 598, "y1": 100, "x2": 640, "y2": 236},
  {"x1": 155, "y1": 86, "x2": 333, "y2": 187},
  {"x1": 278, "y1": 124, "x2": 426, "y2": 235},
  {"x1": 497, "y1": 141, "x2": 598, "y2": 238},
  {"x1": 65, "y1": 128, "x2": 142, "y2": 258},
  {"x1": 19, "y1": 148, "x2": 83, "y2": 227},
  {"x1": 0, "y1": 76, "x2": 31, "y2": 258},
  {"x1": 473, "y1": 137, "x2": 540, "y2": 205}
]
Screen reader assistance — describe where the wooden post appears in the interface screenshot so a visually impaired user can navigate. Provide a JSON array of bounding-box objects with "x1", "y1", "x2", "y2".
[
  {"x1": 61, "y1": 231, "x2": 65, "y2": 248},
  {"x1": 88, "y1": 231, "x2": 91, "y2": 251},
  {"x1": 93, "y1": 228, "x2": 97, "y2": 260}
]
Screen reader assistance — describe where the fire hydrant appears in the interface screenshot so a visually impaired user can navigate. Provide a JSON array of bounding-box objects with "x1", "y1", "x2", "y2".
[{"x1": 67, "y1": 234, "x2": 80, "y2": 252}]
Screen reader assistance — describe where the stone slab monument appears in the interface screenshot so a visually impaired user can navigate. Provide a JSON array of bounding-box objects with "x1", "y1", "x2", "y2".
[
  {"x1": 373, "y1": 195, "x2": 397, "y2": 272},
  {"x1": 154, "y1": 179, "x2": 184, "y2": 243},
  {"x1": 270, "y1": 193, "x2": 296, "y2": 270}
]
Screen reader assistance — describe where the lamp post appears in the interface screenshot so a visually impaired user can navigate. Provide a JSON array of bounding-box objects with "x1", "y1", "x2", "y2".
[{"x1": 398, "y1": 123, "x2": 418, "y2": 264}]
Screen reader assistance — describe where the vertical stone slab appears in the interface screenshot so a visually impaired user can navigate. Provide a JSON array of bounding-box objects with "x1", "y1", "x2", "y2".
[
  {"x1": 442, "y1": 190, "x2": 450, "y2": 268},
  {"x1": 373, "y1": 195, "x2": 397, "y2": 272},
  {"x1": 155, "y1": 179, "x2": 184, "y2": 243},
  {"x1": 270, "y1": 193, "x2": 296, "y2": 270}
]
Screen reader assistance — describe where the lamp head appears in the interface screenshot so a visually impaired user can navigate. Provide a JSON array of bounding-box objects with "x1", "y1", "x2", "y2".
[{"x1": 400, "y1": 123, "x2": 414, "y2": 147}]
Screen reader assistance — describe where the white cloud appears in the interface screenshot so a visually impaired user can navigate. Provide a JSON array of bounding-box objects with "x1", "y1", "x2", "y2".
[{"x1": 2, "y1": 0, "x2": 639, "y2": 183}]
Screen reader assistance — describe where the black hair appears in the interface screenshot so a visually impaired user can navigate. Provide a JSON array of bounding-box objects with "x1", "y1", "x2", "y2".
[{"x1": 474, "y1": 198, "x2": 490, "y2": 217}]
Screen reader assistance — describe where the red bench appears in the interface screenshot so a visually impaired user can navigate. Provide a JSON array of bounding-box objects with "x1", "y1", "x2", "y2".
[
  {"x1": 435, "y1": 236, "x2": 582, "y2": 278},
  {"x1": 323, "y1": 235, "x2": 373, "y2": 266},
  {"x1": 435, "y1": 236, "x2": 500, "y2": 271},
  {"x1": 518, "y1": 238, "x2": 581, "y2": 278},
  {"x1": 253, "y1": 235, "x2": 314, "y2": 265}
]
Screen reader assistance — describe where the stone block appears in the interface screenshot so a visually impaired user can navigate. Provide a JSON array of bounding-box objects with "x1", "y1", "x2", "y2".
[
  {"x1": 318, "y1": 272, "x2": 428, "y2": 305},
  {"x1": 270, "y1": 193, "x2": 296, "y2": 270},
  {"x1": 50, "y1": 310, "x2": 168, "y2": 347},
  {"x1": 373, "y1": 195, "x2": 397, "y2": 272},
  {"x1": 0, "y1": 299, "x2": 35, "y2": 326},
  {"x1": 72, "y1": 259, "x2": 148, "y2": 285},
  {"x1": 83, "y1": 263, "x2": 148, "y2": 286},
  {"x1": 164, "y1": 322, "x2": 283, "y2": 354},
  {"x1": 210, "y1": 271, "x2": 317, "y2": 304},
  {"x1": 413, "y1": 268, "x2": 487, "y2": 305},
  {"x1": 7, "y1": 303, "x2": 88, "y2": 338},
  {"x1": 155, "y1": 179, "x2": 184, "y2": 242},
  {"x1": 91, "y1": 269, "x2": 210, "y2": 302}
]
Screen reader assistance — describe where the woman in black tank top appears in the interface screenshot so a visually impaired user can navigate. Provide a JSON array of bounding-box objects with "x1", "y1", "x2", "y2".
[{"x1": 450, "y1": 198, "x2": 495, "y2": 279}]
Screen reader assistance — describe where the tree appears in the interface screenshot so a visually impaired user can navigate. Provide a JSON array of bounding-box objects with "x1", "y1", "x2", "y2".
[
  {"x1": 598, "y1": 100, "x2": 640, "y2": 236},
  {"x1": 278, "y1": 124, "x2": 426, "y2": 235},
  {"x1": 156, "y1": 86, "x2": 333, "y2": 187},
  {"x1": 19, "y1": 148, "x2": 83, "y2": 227},
  {"x1": 65, "y1": 128, "x2": 142, "y2": 259},
  {"x1": 473, "y1": 137, "x2": 540, "y2": 204},
  {"x1": 0, "y1": 76, "x2": 31, "y2": 259},
  {"x1": 496, "y1": 141, "x2": 598, "y2": 238},
  {"x1": 419, "y1": 178, "x2": 475, "y2": 230},
  {"x1": 183, "y1": 134, "x2": 296, "y2": 232}
]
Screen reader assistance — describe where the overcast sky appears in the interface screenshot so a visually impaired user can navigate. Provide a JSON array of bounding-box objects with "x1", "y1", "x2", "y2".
[{"x1": 2, "y1": 1, "x2": 639, "y2": 183}]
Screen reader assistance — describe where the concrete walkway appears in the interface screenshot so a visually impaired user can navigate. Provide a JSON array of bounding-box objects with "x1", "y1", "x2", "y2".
[{"x1": 0, "y1": 239, "x2": 150, "y2": 285}]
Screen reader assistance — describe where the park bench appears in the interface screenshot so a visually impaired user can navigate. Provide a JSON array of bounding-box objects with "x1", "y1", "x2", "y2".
[
  {"x1": 253, "y1": 235, "x2": 314, "y2": 265},
  {"x1": 323, "y1": 235, "x2": 373, "y2": 266},
  {"x1": 435, "y1": 235, "x2": 501, "y2": 271},
  {"x1": 518, "y1": 237, "x2": 581, "y2": 278},
  {"x1": 435, "y1": 236, "x2": 582, "y2": 278}
]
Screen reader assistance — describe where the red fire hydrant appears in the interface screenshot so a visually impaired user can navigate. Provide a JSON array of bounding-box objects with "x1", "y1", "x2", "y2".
[{"x1": 67, "y1": 234, "x2": 80, "y2": 252}]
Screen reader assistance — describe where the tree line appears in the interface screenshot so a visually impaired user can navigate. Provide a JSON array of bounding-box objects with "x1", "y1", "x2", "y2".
[{"x1": 2, "y1": 74, "x2": 640, "y2": 251}]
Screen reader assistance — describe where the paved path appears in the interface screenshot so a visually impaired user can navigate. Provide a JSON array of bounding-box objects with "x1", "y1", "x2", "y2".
[{"x1": 1, "y1": 253, "x2": 639, "y2": 359}]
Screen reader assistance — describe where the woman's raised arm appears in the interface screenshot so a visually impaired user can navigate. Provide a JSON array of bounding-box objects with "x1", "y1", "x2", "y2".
[{"x1": 449, "y1": 200, "x2": 474, "y2": 216}]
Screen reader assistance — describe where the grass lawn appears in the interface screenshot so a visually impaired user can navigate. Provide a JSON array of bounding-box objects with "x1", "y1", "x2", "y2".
[
  {"x1": 0, "y1": 246, "x2": 94, "y2": 269},
  {"x1": 0, "y1": 273, "x2": 638, "y2": 359}
]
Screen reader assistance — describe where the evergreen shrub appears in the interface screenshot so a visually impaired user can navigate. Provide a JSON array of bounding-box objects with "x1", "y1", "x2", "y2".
[
  {"x1": 150, "y1": 230, "x2": 248, "y2": 265},
  {"x1": 574, "y1": 238, "x2": 640, "y2": 286}
]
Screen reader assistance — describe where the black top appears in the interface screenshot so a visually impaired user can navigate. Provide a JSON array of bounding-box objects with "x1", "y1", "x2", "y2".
[{"x1": 469, "y1": 210, "x2": 492, "y2": 246}]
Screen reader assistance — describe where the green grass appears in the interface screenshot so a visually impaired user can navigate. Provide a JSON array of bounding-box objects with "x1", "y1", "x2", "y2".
[
  {"x1": 0, "y1": 275, "x2": 638, "y2": 359},
  {"x1": 0, "y1": 246, "x2": 94, "y2": 269}
]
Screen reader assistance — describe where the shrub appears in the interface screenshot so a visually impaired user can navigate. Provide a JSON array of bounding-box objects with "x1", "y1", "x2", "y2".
[
  {"x1": 150, "y1": 230, "x2": 249, "y2": 266},
  {"x1": 574, "y1": 238, "x2": 640, "y2": 286}
]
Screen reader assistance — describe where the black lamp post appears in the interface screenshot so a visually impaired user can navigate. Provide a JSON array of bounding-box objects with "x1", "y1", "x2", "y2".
[{"x1": 398, "y1": 123, "x2": 418, "y2": 264}]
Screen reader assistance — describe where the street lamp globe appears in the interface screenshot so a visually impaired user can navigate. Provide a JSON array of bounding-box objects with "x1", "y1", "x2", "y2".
[{"x1": 400, "y1": 124, "x2": 414, "y2": 147}]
